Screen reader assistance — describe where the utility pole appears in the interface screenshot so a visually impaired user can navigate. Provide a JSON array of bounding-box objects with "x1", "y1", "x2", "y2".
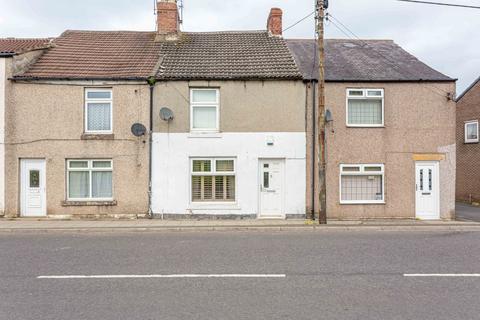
[{"x1": 316, "y1": 0, "x2": 327, "y2": 224}]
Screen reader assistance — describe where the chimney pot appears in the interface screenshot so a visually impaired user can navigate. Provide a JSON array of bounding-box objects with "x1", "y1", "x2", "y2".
[
  {"x1": 156, "y1": 0, "x2": 180, "y2": 41},
  {"x1": 267, "y1": 8, "x2": 283, "y2": 37}
]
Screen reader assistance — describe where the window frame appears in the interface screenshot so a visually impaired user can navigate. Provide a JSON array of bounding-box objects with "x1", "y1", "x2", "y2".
[
  {"x1": 190, "y1": 88, "x2": 220, "y2": 133},
  {"x1": 339, "y1": 164, "x2": 385, "y2": 205},
  {"x1": 464, "y1": 120, "x2": 479, "y2": 144},
  {"x1": 84, "y1": 88, "x2": 113, "y2": 134},
  {"x1": 346, "y1": 88, "x2": 385, "y2": 128},
  {"x1": 66, "y1": 159, "x2": 114, "y2": 201},
  {"x1": 190, "y1": 157, "x2": 236, "y2": 203}
]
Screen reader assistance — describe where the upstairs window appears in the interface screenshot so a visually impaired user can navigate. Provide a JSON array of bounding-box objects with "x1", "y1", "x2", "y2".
[
  {"x1": 340, "y1": 164, "x2": 385, "y2": 204},
  {"x1": 190, "y1": 89, "x2": 219, "y2": 132},
  {"x1": 191, "y1": 158, "x2": 235, "y2": 202},
  {"x1": 347, "y1": 89, "x2": 384, "y2": 127},
  {"x1": 465, "y1": 120, "x2": 479, "y2": 143},
  {"x1": 85, "y1": 89, "x2": 112, "y2": 133}
]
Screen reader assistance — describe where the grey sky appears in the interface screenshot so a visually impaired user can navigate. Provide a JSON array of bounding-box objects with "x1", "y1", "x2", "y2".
[{"x1": 0, "y1": 0, "x2": 478, "y2": 92}]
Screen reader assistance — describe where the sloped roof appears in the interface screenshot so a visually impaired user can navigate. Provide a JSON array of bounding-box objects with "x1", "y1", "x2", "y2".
[
  {"x1": 155, "y1": 31, "x2": 302, "y2": 80},
  {"x1": 286, "y1": 39, "x2": 454, "y2": 82},
  {"x1": 18, "y1": 31, "x2": 164, "y2": 80},
  {"x1": 15, "y1": 30, "x2": 303, "y2": 81},
  {"x1": 0, "y1": 38, "x2": 52, "y2": 56}
]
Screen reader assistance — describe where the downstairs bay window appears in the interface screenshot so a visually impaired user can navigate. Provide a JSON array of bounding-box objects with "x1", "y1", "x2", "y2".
[
  {"x1": 340, "y1": 164, "x2": 384, "y2": 204},
  {"x1": 67, "y1": 160, "x2": 113, "y2": 201},
  {"x1": 191, "y1": 158, "x2": 235, "y2": 202}
]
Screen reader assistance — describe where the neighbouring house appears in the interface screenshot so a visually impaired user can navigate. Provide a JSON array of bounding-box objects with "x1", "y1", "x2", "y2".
[
  {"x1": 456, "y1": 76, "x2": 480, "y2": 203},
  {"x1": 0, "y1": 38, "x2": 53, "y2": 216},
  {"x1": 5, "y1": 33, "x2": 155, "y2": 218},
  {"x1": 288, "y1": 39, "x2": 457, "y2": 220},
  {"x1": 151, "y1": 3, "x2": 308, "y2": 218}
]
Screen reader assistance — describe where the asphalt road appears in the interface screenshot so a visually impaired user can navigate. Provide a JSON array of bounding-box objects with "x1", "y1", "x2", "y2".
[{"x1": 1, "y1": 231, "x2": 479, "y2": 320}]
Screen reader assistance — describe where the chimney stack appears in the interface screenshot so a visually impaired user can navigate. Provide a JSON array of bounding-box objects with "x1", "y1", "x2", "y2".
[
  {"x1": 267, "y1": 8, "x2": 283, "y2": 37},
  {"x1": 156, "y1": 0, "x2": 180, "y2": 41}
]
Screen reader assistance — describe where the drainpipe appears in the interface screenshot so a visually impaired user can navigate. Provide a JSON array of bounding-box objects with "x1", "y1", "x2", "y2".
[
  {"x1": 311, "y1": 80, "x2": 317, "y2": 221},
  {"x1": 147, "y1": 76, "x2": 156, "y2": 219}
]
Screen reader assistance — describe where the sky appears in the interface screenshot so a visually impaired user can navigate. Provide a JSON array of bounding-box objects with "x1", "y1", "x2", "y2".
[{"x1": 0, "y1": 0, "x2": 478, "y2": 93}]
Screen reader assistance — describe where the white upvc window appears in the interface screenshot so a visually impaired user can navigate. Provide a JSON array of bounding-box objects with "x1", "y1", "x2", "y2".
[
  {"x1": 190, "y1": 89, "x2": 220, "y2": 132},
  {"x1": 191, "y1": 158, "x2": 235, "y2": 202},
  {"x1": 465, "y1": 120, "x2": 479, "y2": 143},
  {"x1": 346, "y1": 89, "x2": 384, "y2": 127},
  {"x1": 67, "y1": 160, "x2": 113, "y2": 201},
  {"x1": 85, "y1": 88, "x2": 113, "y2": 134},
  {"x1": 340, "y1": 164, "x2": 385, "y2": 204}
]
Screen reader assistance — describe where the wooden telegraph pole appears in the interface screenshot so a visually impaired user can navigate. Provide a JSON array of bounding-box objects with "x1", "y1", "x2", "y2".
[{"x1": 317, "y1": 0, "x2": 327, "y2": 224}]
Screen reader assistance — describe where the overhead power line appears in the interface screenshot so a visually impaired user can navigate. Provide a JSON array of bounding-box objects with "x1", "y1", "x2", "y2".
[
  {"x1": 283, "y1": 10, "x2": 316, "y2": 33},
  {"x1": 397, "y1": 0, "x2": 480, "y2": 9}
]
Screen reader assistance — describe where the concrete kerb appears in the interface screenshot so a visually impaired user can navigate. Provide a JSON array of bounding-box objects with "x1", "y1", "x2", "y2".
[{"x1": 1, "y1": 222, "x2": 480, "y2": 233}]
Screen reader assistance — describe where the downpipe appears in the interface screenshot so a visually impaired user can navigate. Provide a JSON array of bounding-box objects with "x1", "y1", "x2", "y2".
[{"x1": 147, "y1": 77, "x2": 156, "y2": 219}]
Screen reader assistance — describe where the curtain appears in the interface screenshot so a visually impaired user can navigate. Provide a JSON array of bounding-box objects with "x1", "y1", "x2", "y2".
[
  {"x1": 192, "y1": 107, "x2": 216, "y2": 129},
  {"x1": 192, "y1": 90, "x2": 217, "y2": 103},
  {"x1": 92, "y1": 171, "x2": 113, "y2": 198},
  {"x1": 88, "y1": 103, "x2": 111, "y2": 131},
  {"x1": 69, "y1": 171, "x2": 89, "y2": 198},
  {"x1": 467, "y1": 124, "x2": 478, "y2": 139},
  {"x1": 348, "y1": 99, "x2": 382, "y2": 125}
]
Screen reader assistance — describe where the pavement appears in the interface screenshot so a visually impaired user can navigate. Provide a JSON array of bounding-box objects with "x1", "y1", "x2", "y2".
[
  {"x1": 1, "y1": 230, "x2": 479, "y2": 320},
  {"x1": 0, "y1": 217, "x2": 479, "y2": 232},
  {"x1": 0, "y1": 202, "x2": 478, "y2": 233},
  {"x1": 455, "y1": 202, "x2": 480, "y2": 222}
]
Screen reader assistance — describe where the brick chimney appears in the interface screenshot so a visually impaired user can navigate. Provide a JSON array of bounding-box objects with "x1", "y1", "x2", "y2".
[
  {"x1": 156, "y1": 0, "x2": 180, "y2": 41},
  {"x1": 267, "y1": 8, "x2": 283, "y2": 37}
]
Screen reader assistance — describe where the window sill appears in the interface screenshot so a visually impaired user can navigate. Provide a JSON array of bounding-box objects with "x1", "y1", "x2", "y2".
[
  {"x1": 340, "y1": 201, "x2": 385, "y2": 205},
  {"x1": 188, "y1": 132, "x2": 222, "y2": 139},
  {"x1": 62, "y1": 200, "x2": 117, "y2": 207},
  {"x1": 346, "y1": 125, "x2": 385, "y2": 128},
  {"x1": 189, "y1": 202, "x2": 241, "y2": 210},
  {"x1": 464, "y1": 141, "x2": 479, "y2": 144},
  {"x1": 81, "y1": 134, "x2": 115, "y2": 140}
]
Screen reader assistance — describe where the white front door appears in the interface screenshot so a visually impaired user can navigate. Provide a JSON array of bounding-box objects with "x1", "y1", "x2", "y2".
[
  {"x1": 20, "y1": 159, "x2": 46, "y2": 217},
  {"x1": 415, "y1": 162, "x2": 440, "y2": 220},
  {"x1": 259, "y1": 159, "x2": 285, "y2": 218}
]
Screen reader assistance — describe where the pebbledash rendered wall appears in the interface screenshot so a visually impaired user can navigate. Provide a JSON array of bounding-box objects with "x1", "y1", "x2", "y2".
[
  {"x1": 0, "y1": 58, "x2": 5, "y2": 215},
  {"x1": 151, "y1": 80, "x2": 307, "y2": 217},
  {"x1": 324, "y1": 82, "x2": 456, "y2": 220},
  {"x1": 4, "y1": 72, "x2": 150, "y2": 217}
]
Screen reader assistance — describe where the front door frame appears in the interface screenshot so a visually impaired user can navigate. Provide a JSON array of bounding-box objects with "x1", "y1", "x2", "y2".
[
  {"x1": 20, "y1": 158, "x2": 47, "y2": 217},
  {"x1": 258, "y1": 158, "x2": 286, "y2": 219},
  {"x1": 415, "y1": 161, "x2": 440, "y2": 220}
]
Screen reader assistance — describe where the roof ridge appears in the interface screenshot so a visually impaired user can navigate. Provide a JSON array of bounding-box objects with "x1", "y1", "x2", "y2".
[
  {"x1": 62, "y1": 29, "x2": 155, "y2": 34},
  {"x1": 0, "y1": 37, "x2": 53, "y2": 41},
  {"x1": 183, "y1": 30, "x2": 267, "y2": 34}
]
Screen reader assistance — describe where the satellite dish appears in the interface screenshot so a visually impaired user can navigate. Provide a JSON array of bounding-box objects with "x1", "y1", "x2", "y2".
[
  {"x1": 131, "y1": 123, "x2": 147, "y2": 137},
  {"x1": 160, "y1": 107, "x2": 174, "y2": 121}
]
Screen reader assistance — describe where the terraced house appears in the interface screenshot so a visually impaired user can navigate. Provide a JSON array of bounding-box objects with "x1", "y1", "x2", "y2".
[
  {"x1": 288, "y1": 39, "x2": 456, "y2": 220},
  {"x1": 1, "y1": 0, "x2": 457, "y2": 220},
  {"x1": 0, "y1": 38, "x2": 53, "y2": 217}
]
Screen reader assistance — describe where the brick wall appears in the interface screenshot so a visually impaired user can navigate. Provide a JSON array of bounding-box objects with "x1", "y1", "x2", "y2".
[{"x1": 456, "y1": 78, "x2": 480, "y2": 202}]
